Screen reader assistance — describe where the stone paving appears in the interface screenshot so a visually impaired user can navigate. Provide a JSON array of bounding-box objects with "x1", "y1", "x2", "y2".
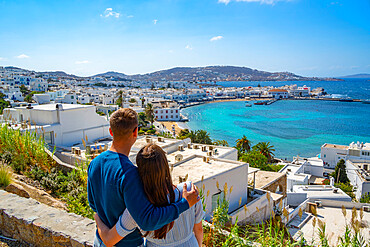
[{"x1": 0, "y1": 190, "x2": 95, "y2": 247}]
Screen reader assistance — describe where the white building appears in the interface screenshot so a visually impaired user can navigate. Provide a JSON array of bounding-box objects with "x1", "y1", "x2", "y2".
[
  {"x1": 29, "y1": 78, "x2": 48, "y2": 92},
  {"x1": 102, "y1": 95, "x2": 114, "y2": 105},
  {"x1": 279, "y1": 157, "x2": 325, "y2": 192},
  {"x1": 346, "y1": 160, "x2": 370, "y2": 200},
  {"x1": 153, "y1": 101, "x2": 181, "y2": 121},
  {"x1": 268, "y1": 89, "x2": 289, "y2": 99},
  {"x1": 55, "y1": 93, "x2": 77, "y2": 104},
  {"x1": 3, "y1": 104, "x2": 110, "y2": 147},
  {"x1": 321, "y1": 142, "x2": 370, "y2": 168},
  {"x1": 78, "y1": 95, "x2": 91, "y2": 104},
  {"x1": 33, "y1": 94, "x2": 51, "y2": 104},
  {"x1": 290, "y1": 185, "x2": 352, "y2": 202}
]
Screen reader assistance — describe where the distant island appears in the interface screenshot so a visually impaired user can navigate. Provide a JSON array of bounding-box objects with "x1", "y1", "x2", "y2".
[
  {"x1": 338, "y1": 73, "x2": 370, "y2": 79},
  {"x1": 4, "y1": 65, "x2": 343, "y2": 82}
]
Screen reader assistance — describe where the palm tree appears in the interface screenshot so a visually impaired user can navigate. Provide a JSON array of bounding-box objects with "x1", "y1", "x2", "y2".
[
  {"x1": 138, "y1": 112, "x2": 149, "y2": 128},
  {"x1": 213, "y1": 140, "x2": 229, "y2": 147},
  {"x1": 195, "y1": 130, "x2": 212, "y2": 144},
  {"x1": 145, "y1": 103, "x2": 155, "y2": 126},
  {"x1": 115, "y1": 90, "x2": 123, "y2": 108},
  {"x1": 236, "y1": 135, "x2": 252, "y2": 154},
  {"x1": 253, "y1": 142, "x2": 275, "y2": 163}
]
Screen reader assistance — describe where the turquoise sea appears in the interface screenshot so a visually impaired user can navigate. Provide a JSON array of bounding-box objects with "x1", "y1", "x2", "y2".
[{"x1": 181, "y1": 79, "x2": 370, "y2": 159}]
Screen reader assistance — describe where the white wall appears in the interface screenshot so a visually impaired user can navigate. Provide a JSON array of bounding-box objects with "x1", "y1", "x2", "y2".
[
  {"x1": 229, "y1": 189, "x2": 274, "y2": 225},
  {"x1": 195, "y1": 164, "x2": 248, "y2": 221},
  {"x1": 287, "y1": 192, "x2": 308, "y2": 207}
]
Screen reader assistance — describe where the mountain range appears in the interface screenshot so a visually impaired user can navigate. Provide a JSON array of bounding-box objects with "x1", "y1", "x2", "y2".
[
  {"x1": 5, "y1": 65, "x2": 344, "y2": 82},
  {"x1": 92, "y1": 66, "x2": 342, "y2": 82}
]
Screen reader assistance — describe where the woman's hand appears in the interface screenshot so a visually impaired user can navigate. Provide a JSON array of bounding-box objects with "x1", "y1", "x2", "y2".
[{"x1": 94, "y1": 213, "x2": 116, "y2": 247}]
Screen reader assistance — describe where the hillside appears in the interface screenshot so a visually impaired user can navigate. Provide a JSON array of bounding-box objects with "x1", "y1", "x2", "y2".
[
  {"x1": 124, "y1": 66, "x2": 342, "y2": 82},
  {"x1": 2, "y1": 65, "x2": 342, "y2": 82}
]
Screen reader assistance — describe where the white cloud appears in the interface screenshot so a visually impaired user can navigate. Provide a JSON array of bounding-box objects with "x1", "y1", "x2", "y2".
[
  {"x1": 16, "y1": 54, "x2": 29, "y2": 59},
  {"x1": 101, "y1": 8, "x2": 121, "y2": 18},
  {"x1": 185, "y1": 45, "x2": 193, "y2": 50},
  {"x1": 0, "y1": 57, "x2": 5, "y2": 61},
  {"x1": 153, "y1": 19, "x2": 158, "y2": 25},
  {"x1": 219, "y1": 0, "x2": 290, "y2": 5},
  {"x1": 75, "y1": 60, "x2": 90, "y2": 64},
  {"x1": 210, "y1": 36, "x2": 223, "y2": 42},
  {"x1": 127, "y1": 15, "x2": 134, "y2": 18},
  {"x1": 169, "y1": 50, "x2": 174, "y2": 53}
]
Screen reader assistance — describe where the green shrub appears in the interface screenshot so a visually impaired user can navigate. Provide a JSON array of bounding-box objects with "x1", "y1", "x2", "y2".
[
  {"x1": 0, "y1": 165, "x2": 12, "y2": 187},
  {"x1": 146, "y1": 128, "x2": 156, "y2": 134}
]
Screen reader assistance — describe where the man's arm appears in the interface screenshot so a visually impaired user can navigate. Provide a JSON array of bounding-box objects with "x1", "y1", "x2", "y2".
[
  {"x1": 122, "y1": 168, "x2": 199, "y2": 231},
  {"x1": 87, "y1": 165, "x2": 96, "y2": 212}
]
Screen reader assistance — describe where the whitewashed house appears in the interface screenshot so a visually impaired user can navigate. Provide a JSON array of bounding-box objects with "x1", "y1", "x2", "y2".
[
  {"x1": 346, "y1": 160, "x2": 370, "y2": 200},
  {"x1": 55, "y1": 93, "x2": 77, "y2": 104},
  {"x1": 321, "y1": 142, "x2": 370, "y2": 168},
  {"x1": 268, "y1": 89, "x2": 289, "y2": 99},
  {"x1": 3, "y1": 104, "x2": 110, "y2": 147}
]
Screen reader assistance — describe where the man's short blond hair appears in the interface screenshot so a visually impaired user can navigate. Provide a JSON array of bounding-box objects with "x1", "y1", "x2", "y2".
[{"x1": 110, "y1": 108, "x2": 138, "y2": 138}]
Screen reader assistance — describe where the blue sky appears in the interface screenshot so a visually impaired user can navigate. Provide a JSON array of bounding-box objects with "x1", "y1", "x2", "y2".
[{"x1": 0, "y1": 0, "x2": 369, "y2": 77}]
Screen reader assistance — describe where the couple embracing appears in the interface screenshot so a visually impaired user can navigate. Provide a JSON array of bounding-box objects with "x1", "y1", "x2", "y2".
[{"x1": 87, "y1": 108, "x2": 205, "y2": 247}]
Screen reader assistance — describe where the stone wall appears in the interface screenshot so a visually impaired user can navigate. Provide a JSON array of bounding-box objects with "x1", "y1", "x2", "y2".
[
  {"x1": 0, "y1": 190, "x2": 95, "y2": 246},
  {"x1": 261, "y1": 174, "x2": 287, "y2": 197}
]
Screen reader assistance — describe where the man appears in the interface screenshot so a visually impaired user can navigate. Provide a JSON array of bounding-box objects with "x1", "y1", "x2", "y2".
[{"x1": 88, "y1": 108, "x2": 199, "y2": 247}]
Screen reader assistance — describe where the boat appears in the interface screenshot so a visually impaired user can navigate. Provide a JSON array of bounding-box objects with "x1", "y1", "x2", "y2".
[
  {"x1": 362, "y1": 99, "x2": 370, "y2": 104},
  {"x1": 339, "y1": 97, "x2": 353, "y2": 102},
  {"x1": 245, "y1": 103, "x2": 252, "y2": 107},
  {"x1": 254, "y1": 101, "x2": 266, "y2": 105}
]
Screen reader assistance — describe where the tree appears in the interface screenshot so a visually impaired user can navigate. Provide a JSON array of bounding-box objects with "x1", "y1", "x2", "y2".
[
  {"x1": 333, "y1": 159, "x2": 350, "y2": 184},
  {"x1": 145, "y1": 103, "x2": 155, "y2": 126},
  {"x1": 141, "y1": 98, "x2": 146, "y2": 108},
  {"x1": 189, "y1": 130, "x2": 212, "y2": 144},
  {"x1": 240, "y1": 151, "x2": 268, "y2": 170},
  {"x1": 360, "y1": 193, "x2": 370, "y2": 203},
  {"x1": 19, "y1": 85, "x2": 29, "y2": 96},
  {"x1": 236, "y1": 135, "x2": 252, "y2": 154},
  {"x1": 129, "y1": 98, "x2": 137, "y2": 103},
  {"x1": 253, "y1": 142, "x2": 275, "y2": 163},
  {"x1": 167, "y1": 82, "x2": 171, "y2": 88},
  {"x1": 115, "y1": 90, "x2": 123, "y2": 108},
  {"x1": 0, "y1": 93, "x2": 10, "y2": 114},
  {"x1": 24, "y1": 93, "x2": 34, "y2": 103},
  {"x1": 213, "y1": 140, "x2": 229, "y2": 147},
  {"x1": 138, "y1": 112, "x2": 149, "y2": 127},
  {"x1": 177, "y1": 129, "x2": 190, "y2": 139}
]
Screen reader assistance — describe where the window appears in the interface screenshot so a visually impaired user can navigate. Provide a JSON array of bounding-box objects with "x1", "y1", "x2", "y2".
[
  {"x1": 324, "y1": 154, "x2": 326, "y2": 158},
  {"x1": 71, "y1": 96, "x2": 74, "y2": 99},
  {"x1": 43, "y1": 131, "x2": 54, "y2": 145},
  {"x1": 212, "y1": 191, "x2": 225, "y2": 213},
  {"x1": 176, "y1": 110, "x2": 178, "y2": 113},
  {"x1": 166, "y1": 110, "x2": 168, "y2": 113},
  {"x1": 171, "y1": 110, "x2": 173, "y2": 113}
]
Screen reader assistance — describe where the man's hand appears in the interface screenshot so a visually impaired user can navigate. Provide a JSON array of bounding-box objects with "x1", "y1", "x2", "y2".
[{"x1": 183, "y1": 182, "x2": 200, "y2": 207}]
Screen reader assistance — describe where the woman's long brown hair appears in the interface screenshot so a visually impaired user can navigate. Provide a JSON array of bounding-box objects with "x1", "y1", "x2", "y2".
[{"x1": 136, "y1": 143, "x2": 177, "y2": 239}]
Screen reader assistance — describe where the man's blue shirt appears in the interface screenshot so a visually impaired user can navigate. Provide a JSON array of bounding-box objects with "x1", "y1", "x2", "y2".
[{"x1": 87, "y1": 150, "x2": 189, "y2": 247}]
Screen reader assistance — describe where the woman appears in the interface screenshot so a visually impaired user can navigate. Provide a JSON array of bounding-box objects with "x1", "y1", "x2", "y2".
[{"x1": 94, "y1": 143, "x2": 204, "y2": 247}]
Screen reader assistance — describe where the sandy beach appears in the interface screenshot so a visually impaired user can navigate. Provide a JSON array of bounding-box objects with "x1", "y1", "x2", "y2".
[{"x1": 160, "y1": 121, "x2": 186, "y2": 135}]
